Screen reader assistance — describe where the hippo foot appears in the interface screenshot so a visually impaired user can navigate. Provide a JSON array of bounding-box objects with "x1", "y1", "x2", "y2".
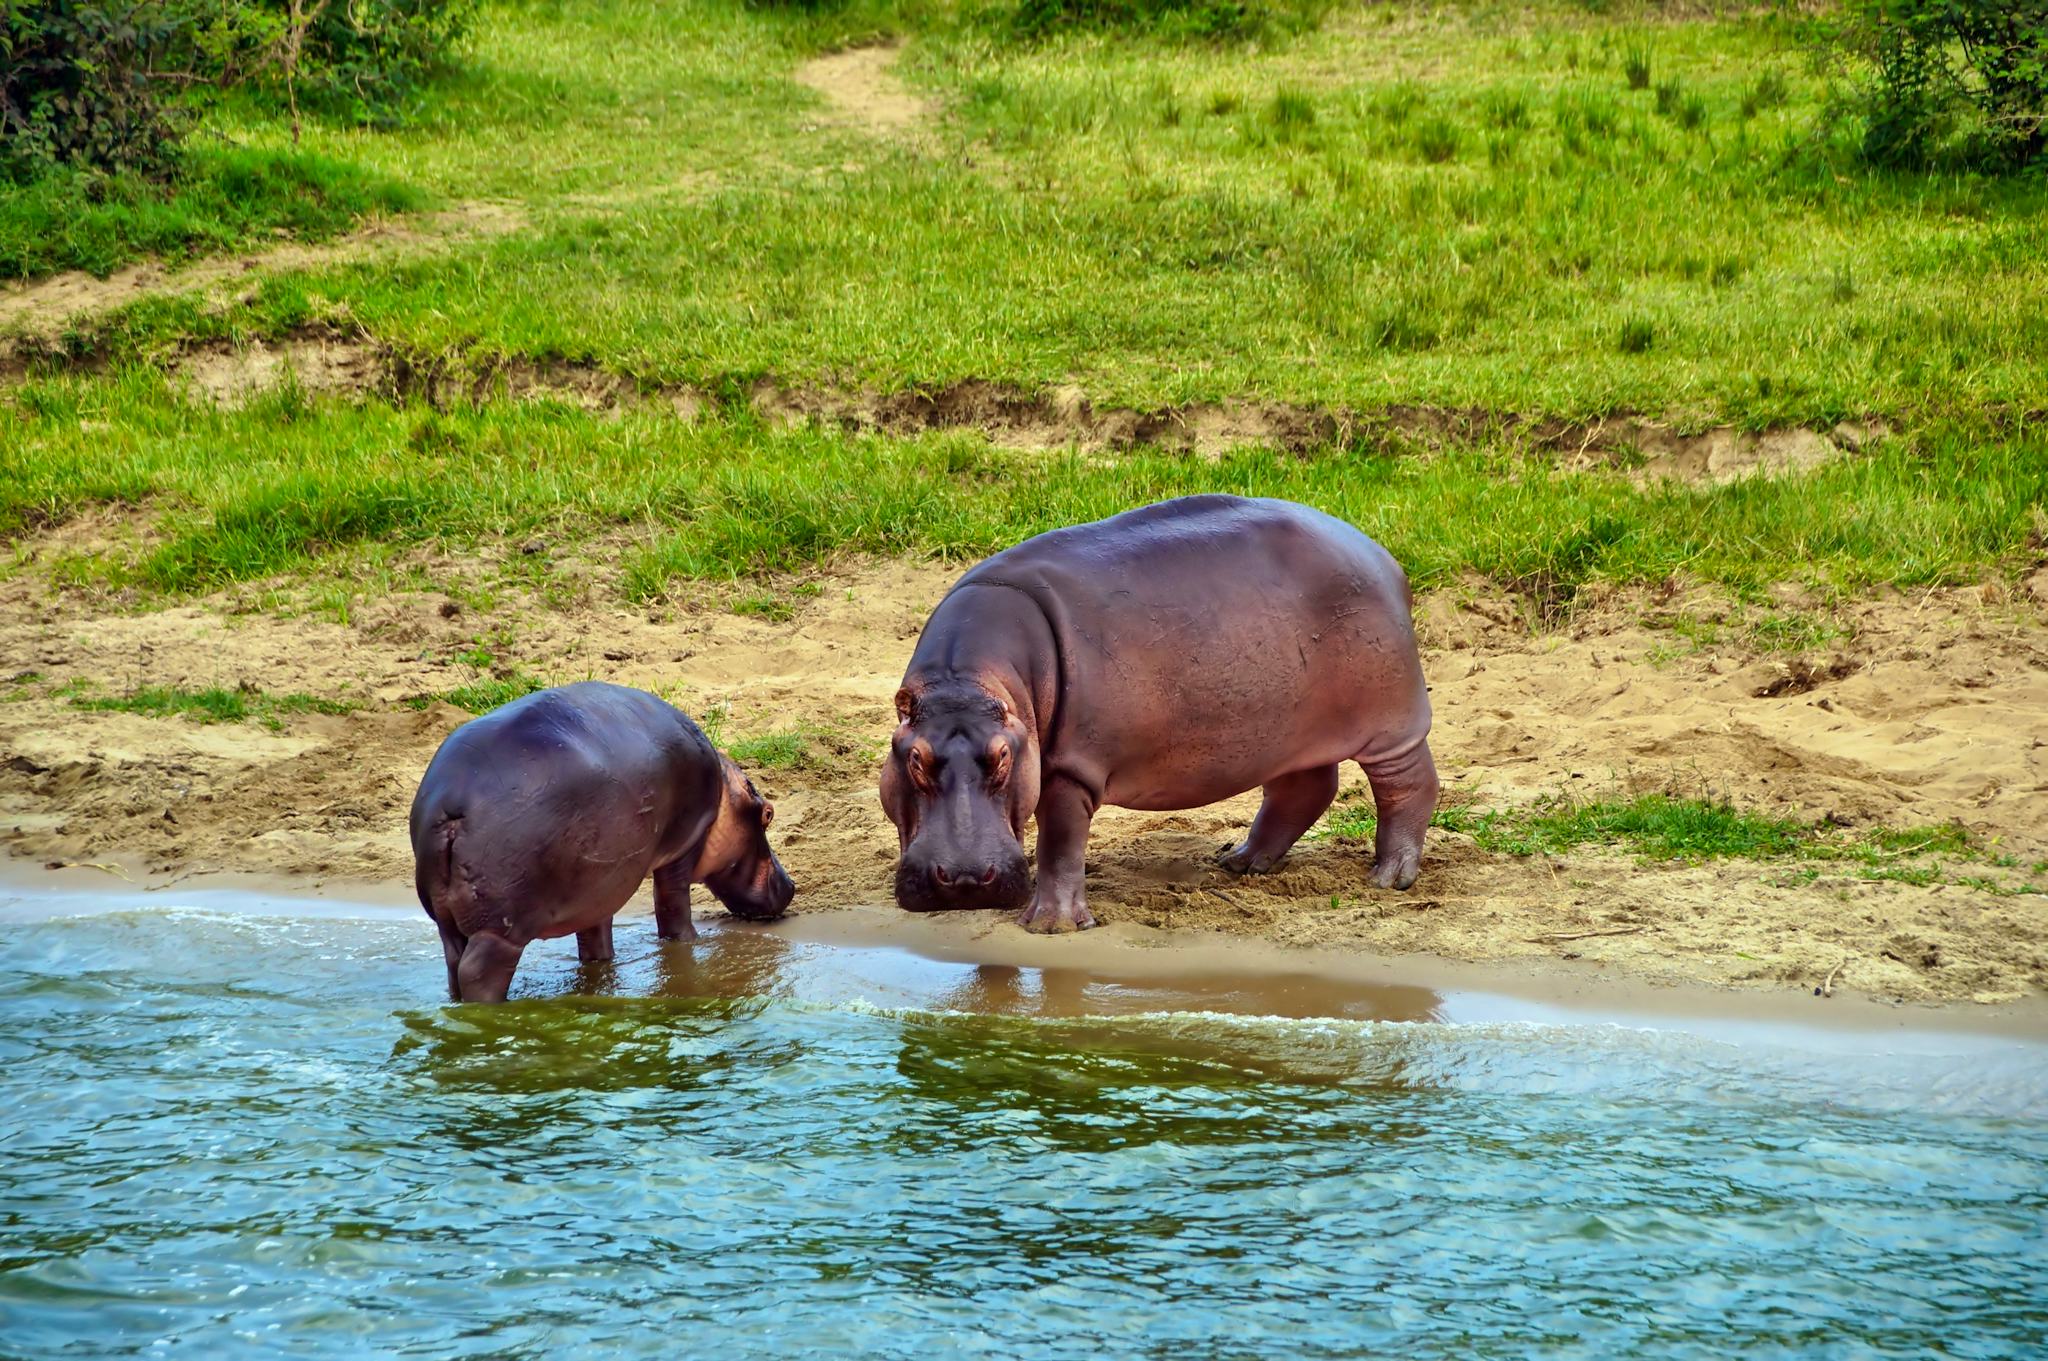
[
  {"x1": 1370, "y1": 846, "x2": 1422, "y2": 891},
  {"x1": 1015, "y1": 894, "x2": 1096, "y2": 934},
  {"x1": 1216, "y1": 842, "x2": 1282, "y2": 875}
]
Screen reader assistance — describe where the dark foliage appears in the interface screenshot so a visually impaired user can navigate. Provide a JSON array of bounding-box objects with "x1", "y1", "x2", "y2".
[
  {"x1": 1, "y1": 0, "x2": 470, "y2": 179},
  {"x1": 1830, "y1": 0, "x2": 2047, "y2": 168},
  {"x1": 1, "y1": 0, "x2": 190, "y2": 179}
]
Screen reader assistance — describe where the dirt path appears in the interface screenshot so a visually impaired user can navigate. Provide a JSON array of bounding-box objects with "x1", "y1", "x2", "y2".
[
  {"x1": 0, "y1": 201, "x2": 523, "y2": 340},
  {"x1": 793, "y1": 44, "x2": 933, "y2": 139},
  {"x1": 2, "y1": 546, "x2": 2042, "y2": 1005}
]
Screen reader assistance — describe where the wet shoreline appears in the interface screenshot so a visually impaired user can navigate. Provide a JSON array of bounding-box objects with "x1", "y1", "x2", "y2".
[{"x1": 7, "y1": 860, "x2": 2045, "y2": 1045}]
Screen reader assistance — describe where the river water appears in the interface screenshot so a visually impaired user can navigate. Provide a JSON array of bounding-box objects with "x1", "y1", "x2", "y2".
[{"x1": 2, "y1": 886, "x2": 2044, "y2": 1359}]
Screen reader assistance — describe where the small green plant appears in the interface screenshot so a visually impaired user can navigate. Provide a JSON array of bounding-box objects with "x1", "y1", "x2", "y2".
[
  {"x1": 1622, "y1": 41, "x2": 1652, "y2": 91},
  {"x1": 73, "y1": 684, "x2": 354, "y2": 725},
  {"x1": 1618, "y1": 316, "x2": 1655, "y2": 353},
  {"x1": 1372, "y1": 82, "x2": 1423, "y2": 126},
  {"x1": 1482, "y1": 89, "x2": 1530, "y2": 128},
  {"x1": 1267, "y1": 87, "x2": 1317, "y2": 133},
  {"x1": 727, "y1": 730, "x2": 810, "y2": 770},
  {"x1": 1413, "y1": 116, "x2": 1460, "y2": 163},
  {"x1": 1740, "y1": 71, "x2": 1789, "y2": 120},
  {"x1": 732, "y1": 590, "x2": 796, "y2": 622},
  {"x1": 437, "y1": 674, "x2": 543, "y2": 714},
  {"x1": 1746, "y1": 610, "x2": 1840, "y2": 651}
]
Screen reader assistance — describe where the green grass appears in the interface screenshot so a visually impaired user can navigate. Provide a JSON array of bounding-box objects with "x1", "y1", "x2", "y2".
[
  {"x1": 12, "y1": 0, "x2": 2042, "y2": 426},
  {"x1": 4, "y1": 383, "x2": 2042, "y2": 608},
  {"x1": 1322, "y1": 793, "x2": 2046, "y2": 895},
  {"x1": 0, "y1": 147, "x2": 423, "y2": 281},
  {"x1": 727, "y1": 722, "x2": 875, "y2": 777},
  {"x1": 727, "y1": 731, "x2": 812, "y2": 770},
  {"x1": 433, "y1": 674, "x2": 544, "y2": 714},
  {"x1": 4, "y1": 0, "x2": 2046, "y2": 616},
  {"x1": 70, "y1": 684, "x2": 355, "y2": 727}
]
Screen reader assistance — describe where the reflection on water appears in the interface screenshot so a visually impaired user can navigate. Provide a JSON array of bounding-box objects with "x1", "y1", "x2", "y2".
[{"x1": 1, "y1": 899, "x2": 2044, "y2": 1359}]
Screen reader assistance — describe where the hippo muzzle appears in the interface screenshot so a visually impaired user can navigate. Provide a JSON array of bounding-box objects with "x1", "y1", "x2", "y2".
[{"x1": 894, "y1": 834, "x2": 1031, "y2": 914}]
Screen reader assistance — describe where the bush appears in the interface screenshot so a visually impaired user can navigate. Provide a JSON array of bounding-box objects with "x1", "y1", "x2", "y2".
[
  {"x1": 1828, "y1": 0, "x2": 2047, "y2": 168},
  {"x1": 189, "y1": 0, "x2": 474, "y2": 128},
  {"x1": 2, "y1": 0, "x2": 471, "y2": 180},
  {"x1": 1, "y1": 1, "x2": 191, "y2": 180}
]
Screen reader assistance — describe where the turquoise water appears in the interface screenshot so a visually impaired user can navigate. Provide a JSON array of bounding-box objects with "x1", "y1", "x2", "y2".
[{"x1": 2, "y1": 893, "x2": 2044, "y2": 1359}]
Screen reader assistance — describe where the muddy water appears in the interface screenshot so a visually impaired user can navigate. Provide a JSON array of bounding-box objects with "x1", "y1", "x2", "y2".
[{"x1": 2, "y1": 887, "x2": 2044, "y2": 1359}]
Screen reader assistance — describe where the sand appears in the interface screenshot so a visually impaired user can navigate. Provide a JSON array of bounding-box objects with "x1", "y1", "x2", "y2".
[{"x1": 2, "y1": 537, "x2": 2044, "y2": 1007}]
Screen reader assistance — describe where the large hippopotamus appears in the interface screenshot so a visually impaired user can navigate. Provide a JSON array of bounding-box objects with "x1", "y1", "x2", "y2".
[
  {"x1": 880, "y1": 495, "x2": 1438, "y2": 933},
  {"x1": 411, "y1": 681, "x2": 795, "y2": 1002}
]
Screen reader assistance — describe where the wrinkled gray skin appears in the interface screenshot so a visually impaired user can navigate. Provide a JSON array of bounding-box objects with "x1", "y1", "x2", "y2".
[
  {"x1": 411, "y1": 681, "x2": 795, "y2": 1002},
  {"x1": 881, "y1": 495, "x2": 1438, "y2": 933}
]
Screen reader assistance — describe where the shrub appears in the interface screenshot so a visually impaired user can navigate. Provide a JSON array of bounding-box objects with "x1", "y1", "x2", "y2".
[
  {"x1": 193, "y1": 0, "x2": 475, "y2": 128},
  {"x1": 1, "y1": 0, "x2": 471, "y2": 180},
  {"x1": 1, "y1": 1, "x2": 190, "y2": 179},
  {"x1": 1826, "y1": 0, "x2": 2047, "y2": 168}
]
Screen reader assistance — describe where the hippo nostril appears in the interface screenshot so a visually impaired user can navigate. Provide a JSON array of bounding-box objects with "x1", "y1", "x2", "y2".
[
  {"x1": 931, "y1": 865, "x2": 953, "y2": 888},
  {"x1": 978, "y1": 865, "x2": 998, "y2": 886}
]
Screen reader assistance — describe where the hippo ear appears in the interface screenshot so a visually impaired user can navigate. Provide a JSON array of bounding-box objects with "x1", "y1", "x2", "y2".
[{"x1": 894, "y1": 687, "x2": 915, "y2": 722}]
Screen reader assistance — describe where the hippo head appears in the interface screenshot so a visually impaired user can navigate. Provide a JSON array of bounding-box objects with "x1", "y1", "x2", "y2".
[
  {"x1": 699, "y1": 757, "x2": 797, "y2": 921},
  {"x1": 881, "y1": 682, "x2": 1036, "y2": 914}
]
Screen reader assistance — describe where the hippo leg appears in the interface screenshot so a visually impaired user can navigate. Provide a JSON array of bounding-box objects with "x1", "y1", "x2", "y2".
[
  {"x1": 653, "y1": 863, "x2": 698, "y2": 942},
  {"x1": 576, "y1": 919, "x2": 615, "y2": 963},
  {"x1": 1016, "y1": 775, "x2": 1098, "y2": 934},
  {"x1": 1218, "y1": 764, "x2": 1340, "y2": 875},
  {"x1": 455, "y1": 931, "x2": 526, "y2": 1004},
  {"x1": 433, "y1": 915, "x2": 469, "y2": 999},
  {"x1": 1360, "y1": 739, "x2": 1440, "y2": 891}
]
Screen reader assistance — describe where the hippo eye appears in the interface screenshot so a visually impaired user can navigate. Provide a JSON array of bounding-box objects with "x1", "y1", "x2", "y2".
[
  {"x1": 987, "y1": 743, "x2": 1011, "y2": 788},
  {"x1": 760, "y1": 803, "x2": 774, "y2": 829}
]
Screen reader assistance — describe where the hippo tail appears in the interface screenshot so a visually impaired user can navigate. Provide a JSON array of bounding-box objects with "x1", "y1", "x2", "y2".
[{"x1": 414, "y1": 811, "x2": 470, "y2": 926}]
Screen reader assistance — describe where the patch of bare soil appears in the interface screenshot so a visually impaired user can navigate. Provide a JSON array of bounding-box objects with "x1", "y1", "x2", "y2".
[
  {"x1": 793, "y1": 44, "x2": 933, "y2": 139},
  {"x1": 2, "y1": 546, "x2": 2042, "y2": 1005},
  {"x1": 0, "y1": 201, "x2": 524, "y2": 340},
  {"x1": 135, "y1": 333, "x2": 1874, "y2": 475}
]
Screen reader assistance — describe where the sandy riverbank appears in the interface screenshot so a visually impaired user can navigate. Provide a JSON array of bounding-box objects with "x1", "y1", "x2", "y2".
[{"x1": 4, "y1": 538, "x2": 2047, "y2": 1005}]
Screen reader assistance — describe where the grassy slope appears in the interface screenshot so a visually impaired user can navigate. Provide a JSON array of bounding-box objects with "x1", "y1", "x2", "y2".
[
  {"x1": 139, "y1": 0, "x2": 2048, "y2": 422},
  {"x1": 0, "y1": 146, "x2": 423, "y2": 282},
  {"x1": 4, "y1": 382, "x2": 2042, "y2": 605},
  {"x1": 3, "y1": 0, "x2": 2045, "y2": 606}
]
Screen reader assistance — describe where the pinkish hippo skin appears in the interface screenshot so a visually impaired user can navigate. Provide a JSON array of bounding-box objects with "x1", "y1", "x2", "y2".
[
  {"x1": 880, "y1": 495, "x2": 1439, "y2": 934},
  {"x1": 410, "y1": 681, "x2": 794, "y2": 1001}
]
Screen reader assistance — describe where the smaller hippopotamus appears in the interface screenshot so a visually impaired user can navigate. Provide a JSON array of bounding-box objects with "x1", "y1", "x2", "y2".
[{"x1": 410, "y1": 681, "x2": 794, "y2": 1002}]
